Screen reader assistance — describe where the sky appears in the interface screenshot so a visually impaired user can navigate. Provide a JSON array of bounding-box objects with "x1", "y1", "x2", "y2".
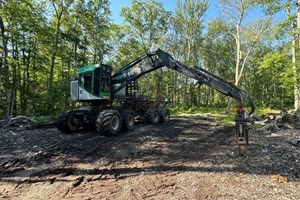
[{"x1": 109, "y1": 0, "x2": 219, "y2": 24}]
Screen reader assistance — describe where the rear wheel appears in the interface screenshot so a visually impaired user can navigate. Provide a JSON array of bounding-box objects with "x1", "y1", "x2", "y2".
[
  {"x1": 120, "y1": 109, "x2": 135, "y2": 131},
  {"x1": 96, "y1": 110, "x2": 121, "y2": 136},
  {"x1": 158, "y1": 108, "x2": 170, "y2": 122},
  {"x1": 144, "y1": 108, "x2": 160, "y2": 124},
  {"x1": 57, "y1": 111, "x2": 80, "y2": 133}
]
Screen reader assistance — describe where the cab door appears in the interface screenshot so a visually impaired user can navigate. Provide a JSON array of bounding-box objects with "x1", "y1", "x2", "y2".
[{"x1": 98, "y1": 64, "x2": 112, "y2": 99}]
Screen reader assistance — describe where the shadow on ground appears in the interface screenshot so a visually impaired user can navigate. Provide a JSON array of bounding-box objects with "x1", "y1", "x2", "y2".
[{"x1": 0, "y1": 117, "x2": 299, "y2": 184}]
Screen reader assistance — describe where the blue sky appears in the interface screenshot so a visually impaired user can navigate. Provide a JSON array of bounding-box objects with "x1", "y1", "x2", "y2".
[{"x1": 109, "y1": 0, "x2": 219, "y2": 24}]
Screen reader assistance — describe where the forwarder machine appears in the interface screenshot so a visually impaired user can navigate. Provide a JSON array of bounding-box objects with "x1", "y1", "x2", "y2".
[{"x1": 57, "y1": 49, "x2": 255, "y2": 155}]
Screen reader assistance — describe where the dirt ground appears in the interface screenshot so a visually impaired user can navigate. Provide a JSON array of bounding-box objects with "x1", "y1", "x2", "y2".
[{"x1": 0, "y1": 116, "x2": 299, "y2": 200}]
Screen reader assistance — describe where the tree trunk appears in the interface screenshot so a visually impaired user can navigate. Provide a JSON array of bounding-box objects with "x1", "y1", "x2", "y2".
[
  {"x1": 295, "y1": 0, "x2": 300, "y2": 111},
  {"x1": 9, "y1": 36, "x2": 18, "y2": 117},
  {"x1": 211, "y1": 88, "x2": 215, "y2": 105},
  {"x1": 166, "y1": 82, "x2": 169, "y2": 101},
  {"x1": 182, "y1": 76, "x2": 187, "y2": 107},
  {"x1": 93, "y1": 48, "x2": 97, "y2": 64},
  {"x1": 261, "y1": 82, "x2": 265, "y2": 106},
  {"x1": 173, "y1": 71, "x2": 177, "y2": 103},
  {"x1": 26, "y1": 42, "x2": 31, "y2": 113},
  {"x1": 0, "y1": 2, "x2": 11, "y2": 118},
  {"x1": 197, "y1": 87, "x2": 200, "y2": 106},
  {"x1": 74, "y1": 39, "x2": 78, "y2": 69},
  {"x1": 205, "y1": 85, "x2": 209, "y2": 106},
  {"x1": 280, "y1": 88, "x2": 284, "y2": 109},
  {"x1": 273, "y1": 82, "x2": 276, "y2": 107},
  {"x1": 49, "y1": 21, "x2": 60, "y2": 111},
  {"x1": 20, "y1": 48, "x2": 25, "y2": 113},
  {"x1": 20, "y1": 34, "x2": 30, "y2": 114},
  {"x1": 155, "y1": 70, "x2": 162, "y2": 100},
  {"x1": 32, "y1": 44, "x2": 37, "y2": 112},
  {"x1": 146, "y1": 74, "x2": 150, "y2": 97},
  {"x1": 182, "y1": 39, "x2": 192, "y2": 108},
  {"x1": 225, "y1": 21, "x2": 242, "y2": 114},
  {"x1": 49, "y1": 4, "x2": 63, "y2": 112},
  {"x1": 0, "y1": 56, "x2": 2, "y2": 101}
]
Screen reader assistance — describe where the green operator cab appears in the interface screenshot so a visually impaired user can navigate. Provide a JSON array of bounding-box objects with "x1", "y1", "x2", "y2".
[{"x1": 70, "y1": 64, "x2": 125, "y2": 102}]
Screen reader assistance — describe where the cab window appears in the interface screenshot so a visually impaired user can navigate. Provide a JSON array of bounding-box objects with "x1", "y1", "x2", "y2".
[
  {"x1": 79, "y1": 72, "x2": 92, "y2": 93},
  {"x1": 101, "y1": 66, "x2": 111, "y2": 93}
]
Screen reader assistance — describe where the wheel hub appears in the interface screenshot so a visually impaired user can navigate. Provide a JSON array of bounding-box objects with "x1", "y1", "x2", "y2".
[
  {"x1": 128, "y1": 114, "x2": 134, "y2": 126},
  {"x1": 153, "y1": 113, "x2": 159, "y2": 122},
  {"x1": 111, "y1": 115, "x2": 120, "y2": 131}
]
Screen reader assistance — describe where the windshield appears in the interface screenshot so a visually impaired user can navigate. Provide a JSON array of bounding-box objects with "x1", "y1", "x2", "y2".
[{"x1": 79, "y1": 72, "x2": 93, "y2": 93}]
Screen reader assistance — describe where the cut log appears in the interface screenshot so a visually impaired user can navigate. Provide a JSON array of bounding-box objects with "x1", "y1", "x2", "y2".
[{"x1": 259, "y1": 123, "x2": 280, "y2": 132}]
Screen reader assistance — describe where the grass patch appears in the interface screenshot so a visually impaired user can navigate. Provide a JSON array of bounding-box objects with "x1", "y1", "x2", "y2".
[
  {"x1": 213, "y1": 113, "x2": 235, "y2": 124},
  {"x1": 32, "y1": 115, "x2": 58, "y2": 124},
  {"x1": 169, "y1": 105, "x2": 236, "y2": 124},
  {"x1": 253, "y1": 108, "x2": 281, "y2": 115},
  {"x1": 169, "y1": 105, "x2": 282, "y2": 125}
]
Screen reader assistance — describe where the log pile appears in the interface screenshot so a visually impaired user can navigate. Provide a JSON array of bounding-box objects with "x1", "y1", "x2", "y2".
[
  {"x1": 253, "y1": 110, "x2": 300, "y2": 146},
  {"x1": 0, "y1": 116, "x2": 36, "y2": 131},
  {"x1": 254, "y1": 110, "x2": 300, "y2": 132}
]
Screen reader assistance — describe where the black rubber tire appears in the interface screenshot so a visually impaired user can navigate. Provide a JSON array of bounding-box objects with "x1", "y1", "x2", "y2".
[
  {"x1": 144, "y1": 108, "x2": 160, "y2": 124},
  {"x1": 57, "y1": 111, "x2": 80, "y2": 133},
  {"x1": 120, "y1": 109, "x2": 135, "y2": 131},
  {"x1": 158, "y1": 108, "x2": 170, "y2": 122},
  {"x1": 96, "y1": 110, "x2": 121, "y2": 136}
]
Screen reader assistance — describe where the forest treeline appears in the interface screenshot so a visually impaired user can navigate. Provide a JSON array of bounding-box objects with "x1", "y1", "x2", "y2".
[{"x1": 0, "y1": 0, "x2": 300, "y2": 118}]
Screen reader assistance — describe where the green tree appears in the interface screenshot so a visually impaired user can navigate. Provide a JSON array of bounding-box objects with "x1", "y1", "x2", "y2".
[
  {"x1": 201, "y1": 18, "x2": 236, "y2": 106},
  {"x1": 0, "y1": 0, "x2": 112, "y2": 118},
  {"x1": 47, "y1": 0, "x2": 75, "y2": 112},
  {"x1": 172, "y1": 0, "x2": 208, "y2": 107},
  {"x1": 120, "y1": 0, "x2": 171, "y2": 98},
  {"x1": 218, "y1": 0, "x2": 271, "y2": 113},
  {"x1": 256, "y1": 0, "x2": 300, "y2": 110},
  {"x1": 0, "y1": 0, "x2": 47, "y2": 117},
  {"x1": 258, "y1": 48, "x2": 293, "y2": 108}
]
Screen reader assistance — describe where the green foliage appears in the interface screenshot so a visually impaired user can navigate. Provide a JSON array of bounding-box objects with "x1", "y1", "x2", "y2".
[
  {"x1": 173, "y1": 0, "x2": 208, "y2": 41},
  {"x1": 256, "y1": 47, "x2": 294, "y2": 108},
  {"x1": 32, "y1": 115, "x2": 58, "y2": 124},
  {"x1": 0, "y1": 0, "x2": 111, "y2": 118},
  {"x1": 118, "y1": 0, "x2": 172, "y2": 99},
  {"x1": 120, "y1": 0, "x2": 171, "y2": 52},
  {"x1": 170, "y1": 0, "x2": 208, "y2": 107},
  {"x1": 202, "y1": 18, "x2": 235, "y2": 79},
  {"x1": 0, "y1": 0, "x2": 298, "y2": 119}
]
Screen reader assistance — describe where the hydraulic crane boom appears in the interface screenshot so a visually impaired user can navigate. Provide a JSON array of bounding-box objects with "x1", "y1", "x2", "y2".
[{"x1": 112, "y1": 49, "x2": 254, "y2": 115}]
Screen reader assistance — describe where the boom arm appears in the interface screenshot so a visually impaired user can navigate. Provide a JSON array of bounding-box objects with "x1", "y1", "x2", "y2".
[{"x1": 112, "y1": 49, "x2": 254, "y2": 115}]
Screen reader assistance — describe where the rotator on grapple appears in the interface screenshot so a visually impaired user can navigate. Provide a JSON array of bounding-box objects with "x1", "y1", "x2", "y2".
[{"x1": 57, "y1": 49, "x2": 254, "y2": 156}]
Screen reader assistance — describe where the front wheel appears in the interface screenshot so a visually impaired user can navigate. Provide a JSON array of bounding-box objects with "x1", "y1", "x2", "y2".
[
  {"x1": 57, "y1": 111, "x2": 80, "y2": 133},
  {"x1": 96, "y1": 110, "x2": 121, "y2": 136}
]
